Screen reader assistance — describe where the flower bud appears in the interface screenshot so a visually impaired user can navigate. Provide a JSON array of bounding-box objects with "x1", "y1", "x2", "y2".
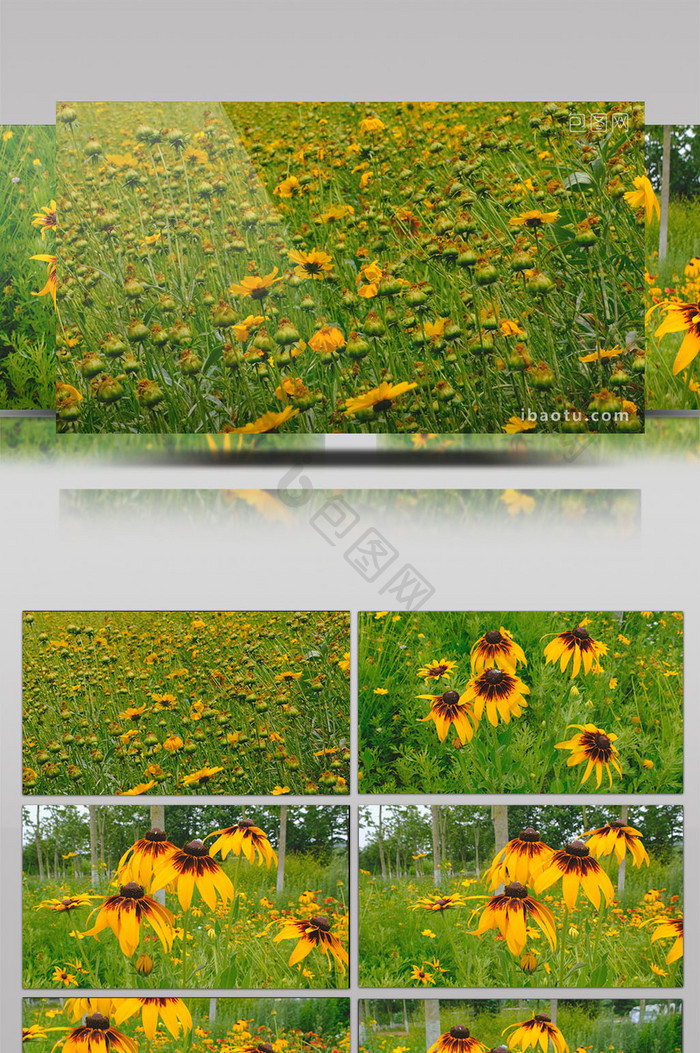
[{"x1": 135, "y1": 953, "x2": 153, "y2": 976}]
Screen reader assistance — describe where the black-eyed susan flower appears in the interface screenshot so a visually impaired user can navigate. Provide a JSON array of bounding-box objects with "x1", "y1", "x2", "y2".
[
  {"x1": 417, "y1": 690, "x2": 477, "y2": 745},
  {"x1": 180, "y1": 766, "x2": 224, "y2": 787},
  {"x1": 344, "y1": 380, "x2": 417, "y2": 416},
  {"x1": 542, "y1": 624, "x2": 607, "y2": 677},
  {"x1": 470, "y1": 628, "x2": 527, "y2": 675},
  {"x1": 503, "y1": 1013, "x2": 569, "y2": 1053},
  {"x1": 23, "y1": 1024, "x2": 52, "y2": 1041},
  {"x1": 113, "y1": 997, "x2": 192, "y2": 1040},
  {"x1": 427, "y1": 1026, "x2": 487, "y2": 1053},
  {"x1": 654, "y1": 301, "x2": 700, "y2": 375},
  {"x1": 228, "y1": 267, "x2": 281, "y2": 300},
  {"x1": 31, "y1": 200, "x2": 57, "y2": 237},
  {"x1": 30, "y1": 253, "x2": 56, "y2": 307},
  {"x1": 508, "y1": 209, "x2": 560, "y2": 228},
  {"x1": 534, "y1": 840, "x2": 615, "y2": 910},
  {"x1": 52, "y1": 966, "x2": 79, "y2": 987},
  {"x1": 484, "y1": 828, "x2": 554, "y2": 889},
  {"x1": 417, "y1": 659, "x2": 457, "y2": 682},
  {"x1": 117, "y1": 780, "x2": 157, "y2": 795},
  {"x1": 206, "y1": 818, "x2": 277, "y2": 867},
  {"x1": 472, "y1": 882, "x2": 556, "y2": 956},
  {"x1": 80, "y1": 882, "x2": 175, "y2": 957},
  {"x1": 651, "y1": 917, "x2": 683, "y2": 963},
  {"x1": 229, "y1": 407, "x2": 299, "y2": 434},
  {"x1": 117, "y1": 828, "x2": 178, "y2": 887},
  {"x1": 461, "y1": 668, "x2": 529, "y2": 726},
  {"x1": 623, "y1": 175, "x2": 660, "y2": 224},
  {"x1": 288, "y1": 248, "x2": 333, "y2": 280},
  {"x1": 274, "y1": 915, "x2": 348, "y2": 971},
  {"x1": 584, "y1": 819, "x2": 650, "y2": 867},
  {"x1": 36, "y1": 893, "x2": 96, "y2": 912},
  {"x1": 61, "y1": 1013, "x2": 137, "y2": 1053},
  {"x1": 555, "y1": 723, "x2": 622, "y2": 787},
  {"x1": 410, "y1": 964, "x2": 436, "y2": 986},
  {"x1": 412, "y1": 892, "x2": 466, "y2": 913},
  {"x1": 150, "y1": 839, "x2": 234, "y2": 911}
]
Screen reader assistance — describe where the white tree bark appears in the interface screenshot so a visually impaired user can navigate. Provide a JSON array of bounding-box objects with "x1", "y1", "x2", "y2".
[
  {"x1": 659, "y1": 125, "x2": 671, "y2": 260},
  {"x1": 431, "y1": 806, "x2": 441, "y2": 886},
  {"x1": 425, "y1": 999, "x2": 441, "y2": 1047},
  {"x1": 276, "y1": 806, "x2": 287, "y2": 894}
]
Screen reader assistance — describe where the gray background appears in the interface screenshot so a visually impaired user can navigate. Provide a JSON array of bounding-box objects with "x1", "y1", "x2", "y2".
[{"x1": 2, "y1": 0, "x2": 699, "y2": 1046}]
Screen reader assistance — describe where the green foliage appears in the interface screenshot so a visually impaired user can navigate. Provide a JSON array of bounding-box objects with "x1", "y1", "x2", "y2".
[
  {"x1": 359, "y1": 611, "x2": 683, "y2": 793},
  {"x1": 646, "y1": 125, "x2": 700, "y2": 199},
  {"x1": 0, "y1": 124, "x2": 55, "y2": 407}
]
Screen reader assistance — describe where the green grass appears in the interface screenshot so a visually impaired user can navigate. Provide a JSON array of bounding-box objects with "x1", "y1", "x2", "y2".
[
  {"x1": 646, "y1": 197, "x2": 700, "y2": 409},
  {"x1": 0, "y1": 124, "x2": 55, "y2": 408},
  {"x1": 23, "y1": 611, "x2": 350, "y2": 796},
  {"x1": 358, "y1": 611, "x2": 683, "y2": 794},
  {"x1": 56, "y1": 101, "x2": 644, "y2": 434},
  {"x1": 359, "y1": 850, "x2": 683, "y2": 989}
]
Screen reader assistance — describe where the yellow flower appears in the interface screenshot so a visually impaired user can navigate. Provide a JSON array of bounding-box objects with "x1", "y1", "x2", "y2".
[
  {"x1": 228, "y1": 268, "x2": 281, "y2": 300},
  {"x1": 624, "y1": 175, "x2": 660, "y2": 223},
  {"x1": 308, "y1": 325, "x2": 345, "y2": 355},
  {"x1": 502, "y1": 416, "x2": 536, "y2": 433},
  {"x1": 229, "y1": 407, "x2": 299, "y2": 433},
  {"x1": 289, "y1": 248, "x2": 333, "y2": 280},
  {"x1": 360, "y1": 117, "x2": 385, "y2": 134},
  {"x1": 509, "y1": 209, "x2": 560, "y2": 228},
  {"x1": 344, "y1": 381, "x2": 417, "y2": 416}
]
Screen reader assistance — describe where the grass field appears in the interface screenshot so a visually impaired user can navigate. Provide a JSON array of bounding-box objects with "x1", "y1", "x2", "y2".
[
  {"x1": 23, "y1": 804, "x2": 349, "y2": 990},
  {"x1": 23, "y1": 996, "x2": 351, "y2": 1052},
  {"x1": 358, "y1": 611, "x2": 683, "y2": 794},
  {"x1": 23, "y1": 610, "x2": 350, "y2": 796},
  {"x1": 359, "y1": 805, "x2": 683, "y2": 989},
  {"x1": 56, "y1": 101, "x2": 644, "y2": 434},
  {"x1": 0, "y1": 124, "x2": 55, "y2": 408},
  {"x1": 646, "y1": 196, "x2": 700, "y2": 409}
]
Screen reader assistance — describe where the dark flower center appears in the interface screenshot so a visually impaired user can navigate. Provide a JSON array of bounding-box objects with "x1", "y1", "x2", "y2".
[
  {"x1": 182, "y1": 839, "x2": 209, "y2": 857},
  {"x1": 85, "y1": 1014, "x2": 110, "y2": 1031},
  {"x1": 525, "y1": 216, "x2": 543, "y2": 227},
  {"x1": 430, "y1": 664, "x2": 448, "y2": 675},
  {"x1": 257, "y1": 1045, "x2": 275, "y2": 1053},
  {"x1": 119, "y1": 881, "x2": 146, "y2": 899},
  {"x1": 565, "y1": 840, "x2": 590, "y2": 857},
  {"x1": 609, "y1": 819, "x2": 626, "y2": 830},
  {"x1": 146, "y1": 828, "x2": 167, "y2": 842},
  {"x1": 310, "y1": 915, "x2": 331, "y2": 931},
  {"x1": 483, "y1": 668, "x2": 505, "y2": 685},
  {"x1": 62, "y1": 898, "x2": 75, "y2": 906},
  {"x1": 442, "y1": 690, "x2": 461, "y2": 705},
  {"x1": 305, "y1": 262, "x2": 322, "y2": 274},
  {"x1": 484, "y1": 630, "x2": 504, "y2": 645},
  {"x1": 449, "y1": 1026, "x2": 471, "y2": 1039},
  {"x1": 373, "y1": 399, "x2": 393, "y2": 412},
  {"x1": 594, "y1": 733, "x2": 611, "y2": 749},
  {"x1": 504, "y1": 881, "x2": 528, "y2": 899},
  {"x1": 519, "y1": 828, "x2": 541, "y2": 843},
  {"x1": 534, "y1": 1013, "x2": 551, "y2": 1023},
  {"x1": 238, "y1": 818, "x2": 256, "y2": 829},
  {"x1": 572, "y1": 626, "x2": 591, "y2": 641}
]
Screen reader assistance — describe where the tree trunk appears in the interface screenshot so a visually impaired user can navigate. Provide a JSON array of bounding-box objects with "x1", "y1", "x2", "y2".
[
  {"x1": 377, "y1": 806, "x2": 388, "y2": 880},
  {"x1": 276, "y1": 806, "x2": 287, "y2": 894},
  {"x1": 549, "y1": 999, "x2": 558, "y2": 1024},
  {"x1": 396, "y1": 844, "x2": 401, "y2": 880},
  {"x1": 659, "y1": 125, "x2": 671, "y2": 260},
  {"x1": 402, "y1": 1000, "x2": 409, "y2": 1034},
  {"x1": 425, "y1": 1000, "x2": 441, "y2": 1048},
  {"x1": 209, "y1": 998, "x2": 217, "y2": 1023},
  {"x1": 491, "y1": 806, "x2": 508, "y2": 891},
  {"x1": 618, "y1": 805, "x2": 629, "y2": 893},
  {"x1": 150, "y1": 804, "x2": 166, "y2": 904},
  {"x1": 88, "y1": 806, "x2": 99, "y2": 888},
  {"x1": 35, "y1": 807, "x2": 44, "y2": 882},
  {"x1": 474, "y1": 826, "x2": 480, "y2": 878},
  {"x1": 637, "y1": 998, "x2": 646, "y2": 1024},
  {"x1": 431, "y1": 806, "x2": 442, "y2": 886}
]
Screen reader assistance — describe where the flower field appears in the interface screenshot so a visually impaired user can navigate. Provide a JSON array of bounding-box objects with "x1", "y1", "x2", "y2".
[
  {"x1": 360, "y1": 999, "x2": 681, "y2": 1053},
  {"x1": 56, "y1": 101, "x2": 644, "y2": 434},
  {"x1": 359, "y1": 804, "x2": 683, "y2": 988},
  {"x1": 22, "y1": 610, "x2": 350, "y2": 796},
  {"x1": 23, "y1": 804, "x2": 349, "y2": 989},
  {"x1": 358, "y1": 611, "x2": 683, "y2": 794},
  {"x1": 0, "y1": 124, "x2": 55, "y2": 408},
  {"x1": 644, "y1": 124, "x2": 700, "y2": 410},
  {"x1": 23, "y1": 995, "x2": 351, "y2": 1052}
]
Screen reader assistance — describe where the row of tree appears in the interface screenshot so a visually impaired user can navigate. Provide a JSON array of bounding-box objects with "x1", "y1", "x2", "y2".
[
  {"x1": 360, "y1": 805, "x2": 682, "y2": 887},
  {"x1": 23, "y1": 804, "x2": 350, "y2": 892}
]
